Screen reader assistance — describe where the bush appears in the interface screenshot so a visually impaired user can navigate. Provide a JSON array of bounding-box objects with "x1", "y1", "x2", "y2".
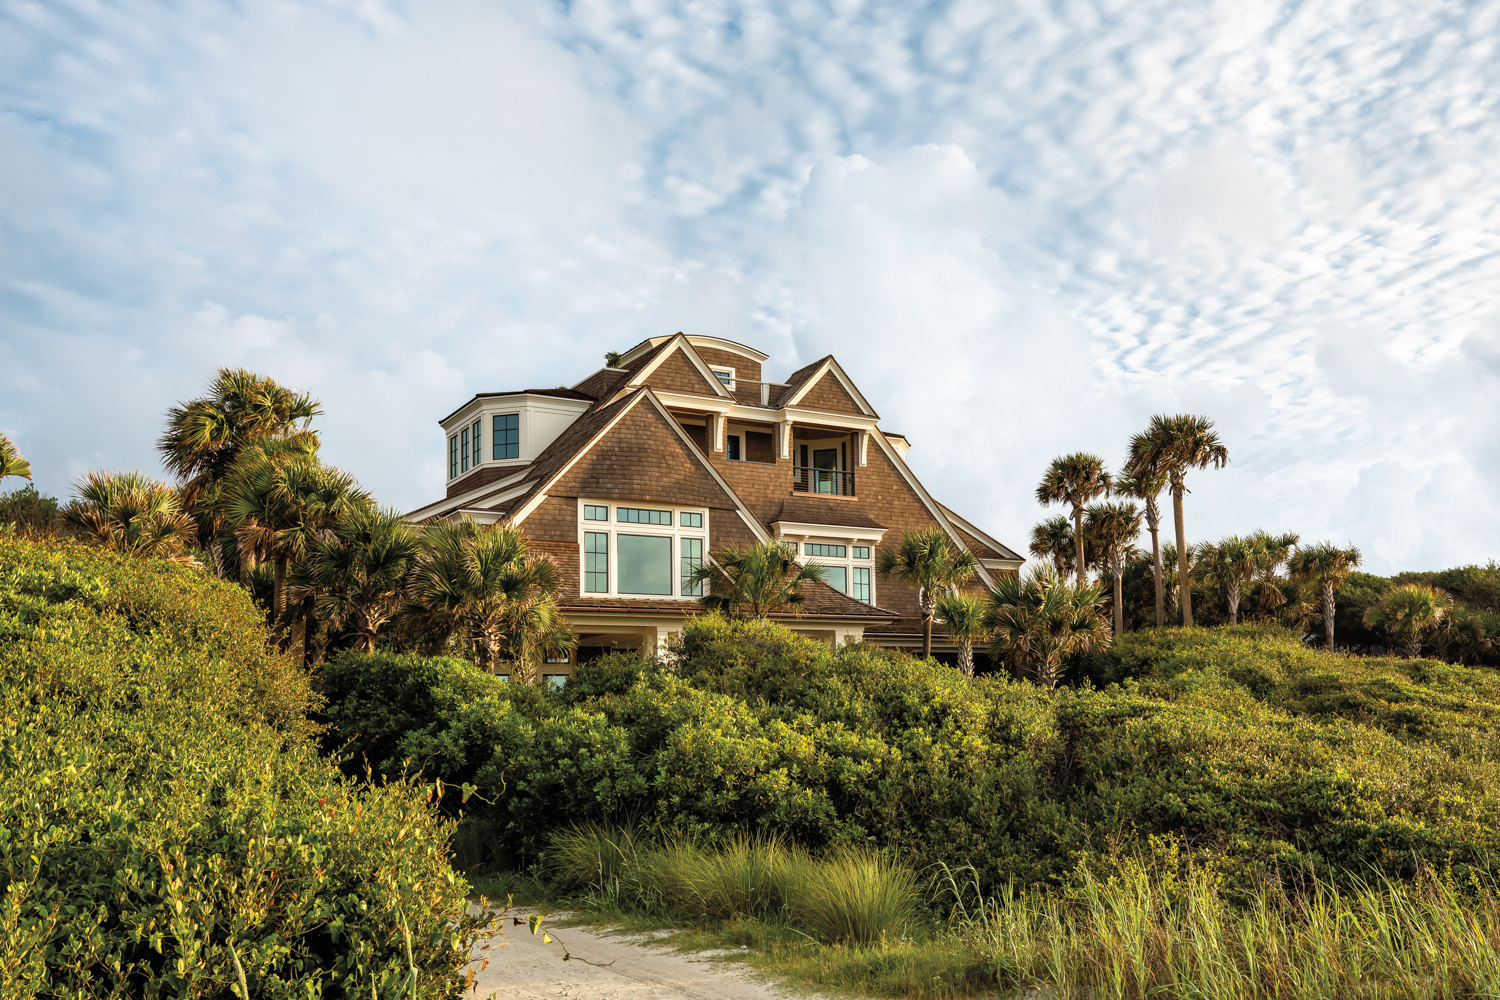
[
  {"x1": 0, "y1": 532, "x2": 481, "y2": 998},
  {"x1": 322, "y1": 616, "x2": 1500, "y2": 899}
]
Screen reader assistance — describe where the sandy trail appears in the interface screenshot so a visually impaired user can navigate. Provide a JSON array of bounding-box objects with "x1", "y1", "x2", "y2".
[{"x1": 467, "y1": 909, "x2": 835, "y2": 1000}]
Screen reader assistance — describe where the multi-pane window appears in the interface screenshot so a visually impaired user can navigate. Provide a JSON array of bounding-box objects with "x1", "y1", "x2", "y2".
[
  {"x1": 851, "y1": 567, "x2": 872, "y2": 603},
  {"x1": 493, "y1": 413, "x2": 520, "y2": 460},
  {"x1": 618, "y1": 507, "x2": 671, "y2": 525},
  {"x1": 712, "y1": 368, "x2": 734, "y2": 386},
  {"x1": 471, "y1": 420, "x2": 481, "y2": 468},
  {"x1": 853, "y1": 546, "x2": 871, "y2": 559},
  {"x1": 579, "y1": 502, "x2": 706, "y2": 599},
  {"x1": 618, "y1": 535, "x2": 672, "y2": 594},
  {"x1": 805, "y1": 543, "x2": 846, "y2": 558},
  {"x1": 584, "y1": 532, "x2": 609, "y2": 593},
  {"x1": 681, "y1": 537, "x2": 704, "y2": 596},
  {"x1": 822, "y1": 566, "x2": 848, "y2": 593},
  {"x1": 460, "y1": 427, "x2": 470, "y2": 473},
  {"x1": 449, "y1": 435, "x2": 459, "y2": 479}
]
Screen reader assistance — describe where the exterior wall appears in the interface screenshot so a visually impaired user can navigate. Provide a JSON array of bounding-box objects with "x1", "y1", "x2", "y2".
[
  {"x1": 695, "y1": 346, "x2": 762, "y2": 383},
  {"x1": 797, "y1": 372, "x2": 865, "y2": 415},
  {"x1": 642, "y1": 349, "x2": 724, "y2": 397}
]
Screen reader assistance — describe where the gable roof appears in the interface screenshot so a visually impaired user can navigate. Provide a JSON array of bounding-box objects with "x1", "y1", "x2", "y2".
[
  {"x1": 571, "y1": 367, "x2": 630, "y2": 399},
  {"x1": 779, "y1": 356, "x2": 879, "y2": 417},
  {"x1": 505, "y1": 388, "x2": 769, "y2": 541},
  {"x1": 621, "y1": 333, "x2": 734, "y2": 399}
]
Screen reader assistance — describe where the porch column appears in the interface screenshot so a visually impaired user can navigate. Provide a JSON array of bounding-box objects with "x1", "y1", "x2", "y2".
[
  {"x1": 780, "y1": 418, "x2": 795, "y2": 459},
  {"x1": 713, "y1": 413, "x2": 726, "y2": 452},
  {"x1": 857, "y1": 430, "x2": 869, "y2": 468}
]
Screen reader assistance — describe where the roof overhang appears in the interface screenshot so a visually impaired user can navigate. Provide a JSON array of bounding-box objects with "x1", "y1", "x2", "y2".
[{"x1": 771, "y1": 521, "x2": 888, "y2": 544}]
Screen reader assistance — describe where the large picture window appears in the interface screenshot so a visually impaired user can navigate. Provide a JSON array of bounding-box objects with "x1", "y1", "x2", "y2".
[
  {"x1": 493, "y1": 413, "x2": 520, "y2": 460},
  {"x1": 577, "y1": 501, "x2": 707, "y2": 600},
  {"x1": 618, "y1": 534, "x2": 672, "y2": 595}
]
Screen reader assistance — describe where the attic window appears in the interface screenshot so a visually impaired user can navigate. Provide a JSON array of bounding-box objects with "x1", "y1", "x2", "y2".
[{"x1": 711, "y1": 367, "x2": 735, "y2": 389}]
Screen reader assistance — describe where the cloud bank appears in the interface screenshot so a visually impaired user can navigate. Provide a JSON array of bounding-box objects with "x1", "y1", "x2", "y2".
[{"x1": 2, "y1": 0, "x2": 1498, "y2": 572}]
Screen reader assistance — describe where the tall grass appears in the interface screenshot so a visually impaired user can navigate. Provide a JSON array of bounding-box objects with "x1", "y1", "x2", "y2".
[
  {"x1": 947, "y1": 862, "x2": 1500, "y2": 999},
  {"x1": 548, "y1": 825, "x2": 917, "y2": 944}
]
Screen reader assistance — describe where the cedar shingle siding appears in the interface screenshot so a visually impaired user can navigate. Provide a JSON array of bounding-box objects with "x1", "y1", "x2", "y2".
[{"x1": 798, "y1": 371, "x2": 865, "y2": 415}]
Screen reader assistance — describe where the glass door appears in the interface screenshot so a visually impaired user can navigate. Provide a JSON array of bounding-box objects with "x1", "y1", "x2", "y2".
[{"x1": 813, "y1": 448, "x2": 838, "y2": 494}]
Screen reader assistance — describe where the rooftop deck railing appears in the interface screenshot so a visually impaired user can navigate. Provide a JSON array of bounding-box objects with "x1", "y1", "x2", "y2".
[{"x1": 792, "y1": 466, "x2": 855, "y2": 497}]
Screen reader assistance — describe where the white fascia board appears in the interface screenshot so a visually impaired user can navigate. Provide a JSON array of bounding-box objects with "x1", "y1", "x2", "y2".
[
  {"x1": 771, "y1": 521, "x2": 888, "y2": 544},
  {"x1": 780, "y1": 407, "x2": 878, "y2": 431},
  {"x1": 869, "y1": 429, "x2": 996, "y2": 589},
  {"x1": 781, "y1": 358, "x2": 880, "y2": 418},
  {"x1": 404, "y1": 475, "x2": 537, "y2": 523},
  {"x1": 625, "y1": 335, "x2": 734, "y2": 399},
  {"x1": 506, "y1": 390, "x2": 772, "y2": 545},
  {"x1": 439, "y1": 393, "x2": 590, "y2": 434},
  {"x1": 684, "y1": 336, "x2": 769, "y2": 363},
  {"x1": 980, "y1": 557, "x2": 1024, "y2": 573}
]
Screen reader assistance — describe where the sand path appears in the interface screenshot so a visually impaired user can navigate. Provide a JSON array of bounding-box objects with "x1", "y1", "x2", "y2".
[{"x1": 467, "y1": 909, "x2": 835, "y2": 1000}]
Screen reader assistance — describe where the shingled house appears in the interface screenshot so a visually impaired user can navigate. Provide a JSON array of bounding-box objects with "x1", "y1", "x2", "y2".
[{"x1": 406, "y1": 334, "x2": 1022, "y2": 681}]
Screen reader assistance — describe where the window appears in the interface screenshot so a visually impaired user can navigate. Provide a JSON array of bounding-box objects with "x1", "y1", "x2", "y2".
[
  {"x1": 822, "y1": 565, "x2": 848, "y2": 593},
  {"x1": 712, "y1": 368, "x2": 733, "y2": 385},
  {"x1": 681, "y1": 537, "x2": 704, "y2": 596},
  {"x1": 851, "y1": 567, "x2": 871, "y2": 603},
  {"x1": 460, "y1": 427, "x2": 470, "y2": 473},
  {"x1": 618, "y1": 507, "x2": 671, "y2": 525},
  {"x1": 545, "y1": 675, "x2": 567, "y2": 692},
  {"x1": 618, "y1": 534, "x2": 672, "y2": 595},
  {"x1": 578, "y1": 502, "x2": 707, "y2": 599},
  {"x1": 471, "y1": 420, "x2": 481, "y2": 468},
  {"x1": 544, "y1": 653, "x2": 570, "y2": 664},
  {"x1": 449, "y1": 435, "x2": 459, "y2": 479},
  {"x1": 584, "y1": 532, "x2": 609, "y2": 593},
  {"x1": 805, "y1": 543, "x2": 846, "y2": 558},
  {"x1": 493, "y1": 413, "x2": 520, "y2": 460},
  {"x1": 727, "y1": 435, "x2": 741, "y2": 461},
  {"x1": 853, "y1": 546, "x2": 871, "y2": 560}
]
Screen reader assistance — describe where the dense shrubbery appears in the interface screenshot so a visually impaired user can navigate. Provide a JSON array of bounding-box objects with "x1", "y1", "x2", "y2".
[
  {"x1": 0, "y1": 530, "x2": 479, "y2": 998},
  {"x1": 322, "y1": 616, "x2": 1500, "y2": 899}
]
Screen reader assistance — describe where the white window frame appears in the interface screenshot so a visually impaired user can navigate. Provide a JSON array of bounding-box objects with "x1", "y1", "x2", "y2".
[
  {"x1": 709, "y1": 366, "x2": 736, "y2": 390},
  {"x1": 799, "y1": 538, "x2": 877, "y2": 605},
  {"x1": 577, "y1": 500, "x2": 709, "y2": 601}
]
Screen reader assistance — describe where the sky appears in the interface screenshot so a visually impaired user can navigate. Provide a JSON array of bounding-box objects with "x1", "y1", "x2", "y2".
[{"x1": 2, "y1": 0, "x2": 1498, "y2": 575}]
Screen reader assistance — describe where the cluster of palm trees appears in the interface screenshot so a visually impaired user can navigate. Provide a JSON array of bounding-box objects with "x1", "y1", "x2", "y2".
[
  {"x1": 1027, "y1": 414, "x2": 1377, "y2": 651},
  {"x1": 1363, "y1": 583, "x2": 1498, "y2": 663},
  {"x1": 6, "y1": 370, "x2": 575, "y2": 680}
]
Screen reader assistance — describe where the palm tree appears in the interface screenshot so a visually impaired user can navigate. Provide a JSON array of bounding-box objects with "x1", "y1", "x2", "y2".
[
  {"x1": 934, "y1": 592, "x2": 988, "y2": 677},
  {"x1": 1084, "y1": 500, "x2": 1143, "y2": 635},
  {"x1": 225, "y1": 455, "x2": 371, "y2": 639},
  {"x1": 0, "y1": 433, "x2": 33, "y2": 483},
  {"x1": 1431, "y1": 605, "x2": 1493, "y2": 665},
  {"x1": 1116, "y1": 466, "x2": 1168, "y2": 627},
  {"x1": 983, "y1": 568, "x2": 1111, "y2": 691},
  {"x1": 294, "y1": 508, "x2": 419, "y2": 654},
  {"x1": 1245, "y1": 530, "x2": 1300, "y2": 620},
  {"x1": 60, "y1": 471, "x2": 195, "y2": 558},
  {"x1": 1363, "y1": 584, "x2": 1450, "y2": 658},
  {"x1": 158, "y1": 369, "x2": 321, "y2": 571},
  {"x1": 1028, "y1": 516, "x2": 1075, "y2": 579},
  {"x1": 1125, "y1": 415, "x2": 1228, "y2": 626},
  {"x1": 691, "y1": 540, "x2": 829, "y2": 620},
  {"x1": 404, "y1": 520, "x2": 574, "y2": 678},
  {"x1": 877, "y1": 526, "x2": 979, "y2": 659},
  {"x1": 1288, "y1": 542, "x2": 1362, "y2": 650},
  {"x1": 1195, "y1": 535, "x2": 1262, "y2": 626},
  {"x1": 1036, "y1": 453, "x2": 1112, "y2": 590}
]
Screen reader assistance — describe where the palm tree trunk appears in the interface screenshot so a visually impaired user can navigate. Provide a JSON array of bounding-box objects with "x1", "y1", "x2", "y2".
[
  {"x1": 273, "y1": 555, "x2": 288, "y2": 644},
  {"x1": 1322, "y1": 581, "x2": 1336, "y2": 650},
  {"x1": 923, "y1": 612, "x2": 933, "y2": 659},
  {"x1": 1113, "y1": 570, "x2": 1124, "y2": 636},
  {"x1": 958, "y1": 640, "x2": 974, "y2": 678},
  {"x1": 1072, "y1": 506, "x2": 1087, "y2": 590},
  {"x1": 1228, "y1": 580, "x2": 1240, "y2": 626},
  {"x1": 1172, "y1": 482, "x2": 1192, "y2": 627},
  {"x1": 1148, "y1": 502, "x2": 1164, "y2": 628}
]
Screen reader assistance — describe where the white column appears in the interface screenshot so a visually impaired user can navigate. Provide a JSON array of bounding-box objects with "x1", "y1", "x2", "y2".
[
  {"x1": 857, "y1": 430, "x2": 869, "y2": 468},
  {"x1": 713, "y1": 413, "x2": 725, "y2": 452},
  {"x1": 780, "y1": 418, "x2": 795, "y2": 459},
  {"x1": 640, "y1": 626, "x2": 677, "y2": 661}
]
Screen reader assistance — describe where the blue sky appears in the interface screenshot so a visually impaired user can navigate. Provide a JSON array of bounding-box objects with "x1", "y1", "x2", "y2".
[{"x1": 2, "y1": 0, "x2": 1498, "y2": 574}]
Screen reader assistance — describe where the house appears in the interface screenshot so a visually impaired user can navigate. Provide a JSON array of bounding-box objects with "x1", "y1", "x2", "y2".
[{"x1": 405, "y1": 333, "x2": 1023, "y2": 680}]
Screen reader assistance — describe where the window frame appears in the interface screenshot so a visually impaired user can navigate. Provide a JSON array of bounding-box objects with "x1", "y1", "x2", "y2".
[
  {"x1": 576, "y1": 500, "x2": 710, "y2": 601},
  {"x1": 492, "y1": 412, "x2": 520, "y2": 461},
  {"x1": 793, "y1": 536, "x2": 878, "y2": 605},
  {"x1": 710, "y1": 366, "x2": 736, "y2": 390}
]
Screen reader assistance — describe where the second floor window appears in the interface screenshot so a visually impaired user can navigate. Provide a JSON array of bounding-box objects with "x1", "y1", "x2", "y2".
[
  {"x1": 471, "y1": 420, "x2": 481, "y2": 468},
  {"x1": 493, "y1": 413, "x2": 520, "y2": 460},
  {"x1": 460, "y1": 427, "x2": 470, "y2": 473},
  {"x1": 449, "y1": 435, "x2": 459, "y2": 479},
  {"x1": 578, "y1": 501, "x2": 707, "y2": 600}
]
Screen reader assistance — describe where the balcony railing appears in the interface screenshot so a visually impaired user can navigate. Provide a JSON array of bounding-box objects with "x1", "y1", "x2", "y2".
[{"x1": 792, "y1": 466, "x2": 855, "y2": 497}]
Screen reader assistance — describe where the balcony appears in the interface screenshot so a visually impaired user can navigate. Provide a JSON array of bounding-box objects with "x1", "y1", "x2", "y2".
[{"x1": 792, "y1": 465, "x2": 855, "y2": 497}]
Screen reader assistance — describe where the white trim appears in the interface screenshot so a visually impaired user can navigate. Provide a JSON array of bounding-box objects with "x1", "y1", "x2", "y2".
[
  {"x1": 938, "y1": 503, "x2": 1026, "y2": 566},
  {"x1": 624, "y1": 334, "x2": 734, "y2": 399},
  {"x1": 404, "y1": 474, "x2": 536, "y2": 523},
  {"x1": 771, "y1": 521, "x2": 887, "y2": 544},
  {"x1": 619, "y1": 334, "x2": 769, "y2": 367},
  {"x1": 780, "y1": 358, "x2": 880, "y2": 417}
]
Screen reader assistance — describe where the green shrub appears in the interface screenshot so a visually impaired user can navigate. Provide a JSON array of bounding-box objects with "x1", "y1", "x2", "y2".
[{"x1": 0, "y1": 533, "x2": 481, "y2": 998}]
